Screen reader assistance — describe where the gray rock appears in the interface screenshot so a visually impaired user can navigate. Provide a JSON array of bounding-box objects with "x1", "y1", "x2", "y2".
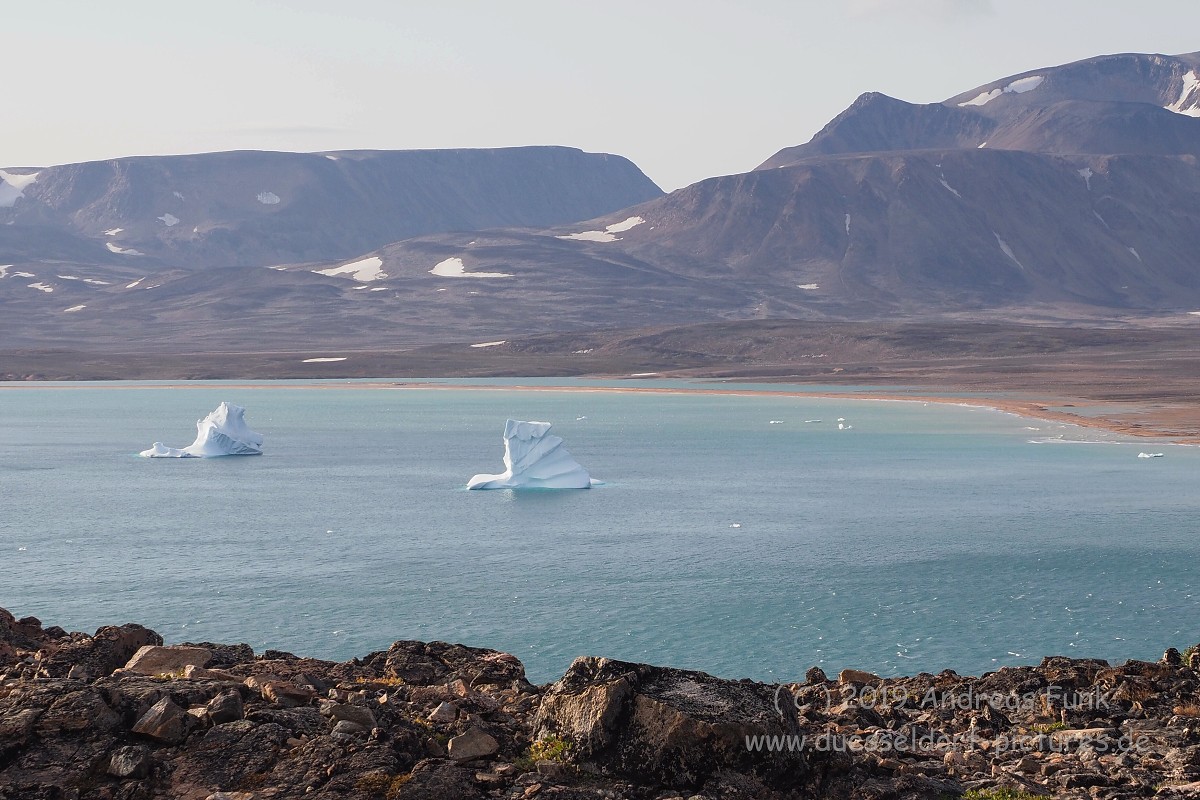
[
  {"x1": 332, "y1": 719, "x2": 367, "y2": 736},
  {"x1": 108, "y1": 745, "x2": 152, "y2": 779},
  {"x1": 122, "y1": 645, "x2": 212, "y2": 676},
  {"x1": 428, "y1": 701, "x2": 458, "y2": 723},
  {"x1": 325, "y1": 702, "x2": 377, "y2": 729},
  {"x1": 448, "y1": 727, "x2": 500, "y2": 762}
]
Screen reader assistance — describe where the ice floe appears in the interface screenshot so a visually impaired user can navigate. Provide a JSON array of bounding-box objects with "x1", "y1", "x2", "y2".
[
  {"x1": 257, "y1": 191, "x2": 281, "y2": 205},
  {"x1": 158, "y1": 213, "x2": 180, "y2": 227},
  {"x1": 315, "y1": 256, "x2": 387, "y2": 281},
  {"x1": 1138, "y1": 452, "x2": 1165, "y2": 459},
  {"x1": 140, "y1": 402, "x2": 264, "y2": 458},
  {"x1": 0, "y1": 169, "x2": 39, "y2": 208},
  {"x1": 1166, "y1": 70, "x2": 1200, "y2": 117},
  {"x1": 429, "y1": 257, "x2": 511, "y2": 278},
  {"x1": 556, "y1": 216, "x2": 645, "y2": 243},
  {"x1": 958, "y1": 75, "x2": 1044, "y2": 107},
  {"x1": 468, "y1": 419, "x2": 593, "y2": 489}
]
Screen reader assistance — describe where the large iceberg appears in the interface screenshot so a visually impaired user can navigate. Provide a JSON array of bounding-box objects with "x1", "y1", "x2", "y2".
[
  {"x1": 140, "y1": 402, "x2": 264, "y2": 458},
  {"x1": 468, "y1": 419, "x2": 592, "y2": 489}
]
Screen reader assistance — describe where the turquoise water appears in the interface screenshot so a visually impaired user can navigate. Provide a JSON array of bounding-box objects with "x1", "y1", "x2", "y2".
[{"x1": 1, "y1": 382, "x2": 1197, "y2": 683}]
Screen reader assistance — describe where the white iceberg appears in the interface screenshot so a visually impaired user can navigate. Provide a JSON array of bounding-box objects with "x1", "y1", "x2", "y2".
[
  {"x1": 467, "y1": 419, "x2": 592, "y2": 489},
  {"x1": 140, "y1": 402, "x2": 264, "y2": 458}
]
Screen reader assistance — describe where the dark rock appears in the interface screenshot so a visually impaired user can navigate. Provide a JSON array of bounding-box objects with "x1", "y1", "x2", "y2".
[
  {"x1": 131, "y1": 697, "x2": 189, "y2": 744},
  {"x1": 804, "y1": 666, "x2": 828, "y2": 684},
  {"x1": 108, "y1": 745, "x2": 152, "y2": 779},
  {"x1": 380, "y1": 640, "x2": 529, "y2": 689},
  {"x1": 205, "y1": 689, "x2": 243, "y2": 724},
  {"x1": 39, "y1": 623, "x2": 161, "y2": 679}
]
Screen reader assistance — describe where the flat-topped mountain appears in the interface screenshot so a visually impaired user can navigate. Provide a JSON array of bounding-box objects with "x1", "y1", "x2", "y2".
[{"x1": 0, "y1": 146, "x2": 663, "y2": 268}]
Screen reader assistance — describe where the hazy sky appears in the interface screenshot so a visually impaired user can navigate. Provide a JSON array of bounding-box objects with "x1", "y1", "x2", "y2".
[{"x1": 8, "y1": 1, "x2": 1200, "y2": 190}]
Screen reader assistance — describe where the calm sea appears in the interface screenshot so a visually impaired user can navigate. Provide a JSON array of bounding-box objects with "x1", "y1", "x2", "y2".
[{"x1": 1, "y1": 380, "x2": 1196, "y2": 683}]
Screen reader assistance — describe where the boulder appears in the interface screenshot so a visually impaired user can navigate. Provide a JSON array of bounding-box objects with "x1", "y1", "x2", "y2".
[
  {"x1": 534, "y1": 656, "x2": 806, "y2": 789},
  {"x1": 121, "y1": 645, "x2": 213, "y2": 676},
  {"x1": 206, "y1": 689, "x2": 244, "y2": 724},
  {"x1": 447, "y1": 727, "x2": 500, "y2": 762},
  {"x1": 428, "y1": 701, "x2": 458, "y2": 723},
  {"x1": 132, "y1": 697, "x2": 190, "y2": 744},
  {"x1": 379, "y1": 640, "x2": 528, "y2": 688},
  {"x1": 838, "y1": 668, "x2": 882, "y2": 684},
  {"x1": 38, "y1": 623, "x2": 162, "y2": 678},
  {"x1": 325, "y1": 702, "x2": 377, "y2": 729},
  {"x1": 108, "y1": 745, "x2": 153, "y2": 779}
]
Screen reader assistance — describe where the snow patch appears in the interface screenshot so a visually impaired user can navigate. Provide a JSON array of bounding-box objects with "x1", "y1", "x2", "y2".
[
  {"x1": 994, "y1": 233, "x2": 1026, "y2": 270},
  {"x1": 844, "y1": 213, "x2": 851, "y2": 234},
  {"x1": 369, "y1": 287, "x2": 388, "y2": 292},
  {"x1": 977, "y1": 141, "x2": 988, "y2": 148},
  {"x1": 301, "y1": 357, "x2": 347, "y2": 363},
  {"x1": 173, "y1": 191, "x2": 185, "y2": 201},
  {"x1": 557, "y1": 215, "x2": 645, "y2": 243},
  {"x1": 1092, "y1": 210, "x2": 1110, "y2": 229},
  {"x1": 1166, "y1": 70, "x2": 1200, "y2": 117},
  {"x1": 28, "y1": 282, "x2": 53, "y2": 292},
  {"x1": 103, "y1": 228, "x2": 124, "y2": 236},
  {"x1": 429, "y1": 257, "x2": 512, "y2": 278},
  {"x1": 0, "y1": 169, "x2": 39, "y2": 208},
  {"x1": 106, "y1": 242, "x2": 144, "y2": 256},
  {"x1": 1078, "y1": 167, "x2": 1093, "y2": 190},
  {"x1": 63, "y1": 304, "x2": 86, "y2": 313},
  {"x1": 470, "y1": 340, "x2": 507, "y2": 348},
  {"x1": 158, "y1": 212, "x2": 180, "y2": 227},
  {"x1": 797, "y1": 283, "x2": 820, "y2": 290},
  {"x1": 13, "y1": 271, "x2": 34, "y2": 278},
  {"x1": 939, "y1": 178, "x2": 962, "y2": 198},
  {"x1": 958, "y1": 75, "x2": 1044, "y2": 107},
  {"x1": 0, "y1": 265, "x2": 10, "y2": 278},
  {"x1": 257, "y1": 191, "x2": 281, "y2": 205},
  {"x1": 315, "y1": 256, "x2": 387, "y2": 281},
  {"x1": 1128, "y1": 247, "x2": 1142, "y2": 262},
  {"x1": 126, "y1": 278, "x2": 145, "y2": 289}
]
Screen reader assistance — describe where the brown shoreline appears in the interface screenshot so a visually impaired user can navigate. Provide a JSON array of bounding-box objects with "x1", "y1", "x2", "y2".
[{"x1": 2, "y1": 378, "x2": 1194, "y2": 443}]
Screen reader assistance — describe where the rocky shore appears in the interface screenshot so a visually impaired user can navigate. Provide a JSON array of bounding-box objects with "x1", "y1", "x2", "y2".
[{"x1": 4, "y1": 609, "x2": 1200, "y2": 799}]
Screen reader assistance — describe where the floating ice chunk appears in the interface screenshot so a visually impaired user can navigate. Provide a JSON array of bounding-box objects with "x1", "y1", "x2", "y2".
[
  {"x1": 0, "y1": 169, "x2": 38, "y2": 208},
  {"x1": 429, "y1": 257, "x2": 511, "y2": 278},
  {"x1": 467, "y1": 419, "x2": 592, "y2": 489},
  {"x1": 769, "y1": 420, "x2": 784, "y2": 424},
  {"x1": 158, "y1": 213, "x2": 180, "y2": 227},
  {"x1": 140, "y1": 402, "x2": 264, "y2": 458},
  {"x1": 804, "y1": 419, "x2": 822, "y2": 423},
  {"x1": 315, "y1": 256, "x2": 387, "y2": 281},
  {"x1": 1138, "y1": 452, "x2": 1165, "y2": 458},
  {"x1": 257, "y1": 191, "x2": 281, "y2": 205},
  {"x1": 838, "y1": 423, "x2": 852, "y2": 430}
]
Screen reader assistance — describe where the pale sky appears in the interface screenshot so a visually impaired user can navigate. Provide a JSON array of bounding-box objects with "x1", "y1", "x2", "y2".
[{"x1": 7, "y1": 1, "x2": 1200, "y2": 190}]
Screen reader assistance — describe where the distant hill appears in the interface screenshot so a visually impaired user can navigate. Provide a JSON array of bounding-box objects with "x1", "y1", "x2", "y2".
[{"x1": 0, "y1": 147, "x2": 663, "y2": 268}]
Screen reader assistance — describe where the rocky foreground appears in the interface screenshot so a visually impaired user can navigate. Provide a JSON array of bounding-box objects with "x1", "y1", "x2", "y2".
[{"x1": 5, "y1": 610, "x2": 1200, "y2": 799}]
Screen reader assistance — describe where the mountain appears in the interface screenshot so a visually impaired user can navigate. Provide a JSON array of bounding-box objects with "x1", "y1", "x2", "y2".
[
  {"x1": 5, "y1": 51, "x2": 1200, "y2": 361},
  {"x1": 0, "y1": 147, "x2": 663, "y2": 268}
]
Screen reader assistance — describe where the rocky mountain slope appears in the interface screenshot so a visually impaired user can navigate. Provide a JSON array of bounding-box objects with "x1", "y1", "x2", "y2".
[
  {"x1": 5, "y1": 607, "x2": 1200, "y2": 799},
  {"x1": 0, "y1": 147, "x2": 663, "y2": 268}
]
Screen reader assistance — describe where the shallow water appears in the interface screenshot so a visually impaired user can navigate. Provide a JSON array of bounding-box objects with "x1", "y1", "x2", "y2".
[{"x1": 1, "y1": 381, "x2": 1196, "y2": 683}]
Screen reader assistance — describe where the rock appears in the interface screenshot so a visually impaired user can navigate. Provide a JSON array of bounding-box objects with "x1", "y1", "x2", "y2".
[
  {"x1": 66, "y1": 664, "x2": 89, "y2": 681},
  {"x1": 183, "y1": 664, "x2": 241, "y2": 682},
  {"x1": 0, "y1": 708, "x2": 42, "y2": 737},
  {"x1": 448, "y1": 727, "x2": 500, "y2": 762},
  {"x1": 132, "y1": 696, "x2": 190, "y2": 744},
  {"x1": 1164, "y1": 648, "x2": 1183, "y2": 666},
  {"x1": 332, "y1": 719, "x2": 368, "y2": 736},
  {"x1": 429, "y1": 700, "x2": 458, "y2": 723},
  {"x1": 108, "y1": 744, "x2": 153, "y2": 779},
  {"x1": 805, "y1": 666, "x2": 828, "y2": 683},
  {"x1": 535, "y1": 656, "x2": 806, "y2": 789},
  {"x1": 206, "y1": 689, "x2": 244, "y2": 724},
  {"x1": 325, "y1": 702, "x2": 377, "y2": 729},
  {"x1": 261, "y1": 680, "x2": 315, "y2": 708},
  {"x1": 121, "y1": 644, "x2": 213, "y2": 676},
  {"x1": 838, "y1": 668, "x2": 882, "y2": 684},
  {"x1": 38, "y1": 623, "x2": 162, "y2": 678},
  {"x1": 37, "y1": 687, "x2": 121, "y2": 733},
  {"x1": 380, "y1": 640, "x2": 529, "y2": 688}
]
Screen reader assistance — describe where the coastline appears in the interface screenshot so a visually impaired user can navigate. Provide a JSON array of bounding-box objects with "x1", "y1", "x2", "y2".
[{"x1": 3, "y1": 378, "x2": 1194, "y2": 442}]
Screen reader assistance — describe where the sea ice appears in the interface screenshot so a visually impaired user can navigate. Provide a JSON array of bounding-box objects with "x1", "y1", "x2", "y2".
[
  {"x1": 467, "y1": 419, "x2": 592, "y2": 489},
  {"x1": 140, "y1": 402, "x2": 264, "y2": 458}
]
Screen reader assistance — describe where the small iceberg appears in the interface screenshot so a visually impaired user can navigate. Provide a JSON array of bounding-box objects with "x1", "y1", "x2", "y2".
[
  {"x1": 468, "y1": 419, "x2": 592, "y2": 489},
  {"x1": 1137, "y1": 452, "x2": 1165, "y2": 459},
  {"x1": 140, "y1": 402, "x2": 264, "y2": 458}
]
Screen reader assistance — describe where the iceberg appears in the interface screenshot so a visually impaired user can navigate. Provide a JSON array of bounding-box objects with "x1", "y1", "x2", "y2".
[
  {"x1": 140, "y1": 402, "x2": 264, "y2": 458},
  {"x1": 467, "y1": 419, "x2": 592, "y2": 489}
]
